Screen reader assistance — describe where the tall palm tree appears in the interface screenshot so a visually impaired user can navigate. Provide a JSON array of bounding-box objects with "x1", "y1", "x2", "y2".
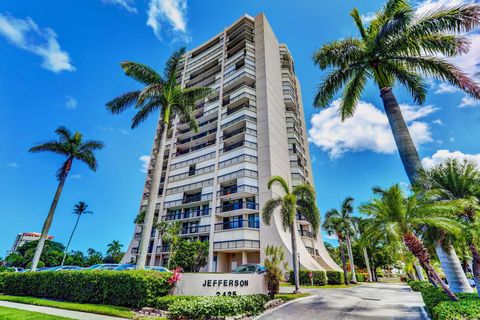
[
  {"x1": 29, "y1": 126, "x2": 104, "y2": 271},
  {"x1": 61, "y1": 201, "x2": 92, "y2": 266},
  {"x1": 107, "y1": 240, "x2": 124, "y2": 263},
  {"x1": 313, "y1": 0, "x2": 480, "y2": 184},
  {"x1": 418, "y1": 158, "x2": 480, "y2": 296},
  {"x1": 106, "y1": 48, "x2": 211, "y2": 269},
  {"x1": 325, "y1": 197, "x2": 358, "y2": 283},
  {"x1": 360, "y1": 184, "x2": 463, "y2": 300},
  {"x1": 322, "y1": 217, "x2": 349, "y2": 285},
  {"x1": 156, "y1": 221, "x2": 181, "y2": 269},
  {"x1": 261, "y1": 176, "x2": 320, "y2": 293},
  {"x1": 355, "y1": 218, "x2": 374, "y2": 282}
]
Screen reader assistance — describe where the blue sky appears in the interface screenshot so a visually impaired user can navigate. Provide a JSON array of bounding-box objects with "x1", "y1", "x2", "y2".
[{"x1": 1, "y1": 0, "x2": 479, "y2": 256}]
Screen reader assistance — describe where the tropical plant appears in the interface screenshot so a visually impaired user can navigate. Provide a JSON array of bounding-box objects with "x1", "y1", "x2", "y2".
[
  {"x1": 261, "y1": 176, "x2": 320, "y2": 293},
  {"x1": 325, "y1": 197, "x2": 358, "y2": 283},
  {"x1": 313, "y1": 0, "x2": 480, "y2": 184},
  {"x1": 156, "y1": 221, "x2": 182, "y2": 269},
  {"x1": 106, "y1": 48, "x2": 211, "y2": 269},
  {"x1": 322, "y1": 216, "x2": 349, "y2": 285},
  {"x1": 5, "y1": 240, "x2": 65, "y2": 268},
  {"x1": 61, "y1": 201, "x2": 92, "y2": 266},
  {"x1": 85, "y1": 248, "x2": 103, "y2": 266},
  {"x1": 106, "y1": 240, "x2": 124, "y2": 263},
  {"x1": 28, "y1": 127, "x2": 104, "y2": 271},
  {"x1": 360, "y1": 184, "x2": 463, "y2": 300},
  {"x1": 355, "y1": 218, "x2": 374, "y2": 282},
  {"x1": 169, "y1": 239, "x2": 209, "y2": 272},
  {"x1": 264, "y1": 245, "x2": 288, "y2": 299},
  {"x1": 418, "y1": 158, "x2": 480, "y2": 295}
]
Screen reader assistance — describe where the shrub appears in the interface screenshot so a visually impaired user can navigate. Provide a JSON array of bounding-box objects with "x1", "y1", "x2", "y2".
[
  {"x1": 1, "y1": 270, "x2": 172, "y2": 308},
  {"x1": 408, "y1": 280, "x2": 434, "y2": 292},
  {"x1": 326, "y1": 271, "x2": 344, "y2": 285},
  {"x1": 420, "y1": 286, "x2": 479, "y2": 316},
  {"x1": 289, "y1": 270, "x2": 326, "y2": 286},
  {"x1": 355, "y1": 273, "x2": 367, "y2": 282},
  {"x1": 433, "y1": 299, "x2": 480, "y2": 320},
  {"x1": 154, "y1": 295, "x2": 194, "y2": 311},
  {"x1": 167, "y1": 294, "x2": 269, "y2": 319},
  {"x1": 0, "y1": 272, "x2": 6, "y2": 293}
]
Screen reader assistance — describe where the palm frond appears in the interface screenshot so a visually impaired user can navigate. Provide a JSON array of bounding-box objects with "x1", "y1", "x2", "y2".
[
  {"x1": 75, "y1": 150, "x2": 97, "y2": 171},
  {"x1": 381, "y1": 61, "x2": 427, "y2": 104},
  {"x1": 29, "y1": 141, "x2": 69, "y2": 156},
  {"x1": 131, "y1": 99, "x2": 161, "y2": 129},
  {"x1": 164, "y1": 47, "x2": 186, "y2": 85},
  {"x1": 351, "y1": 9, "x2": 368, "y2": 40},
  {"x1": 267, "y1": 176, "x2": 290, "y2": 194},
  {"x1": 313, "y1": 67, "x2": 363, "y2": 108},
  {"x1": 106, "y1": 90, "x2": 141, "y2": 115},
  {"x1": 136, "y1": 84, "x2": 163, "y2": 108},
  {"x1": 313, "y1": 38, "x2": 365, "y2": 69},
  {"x1": 54, "y1": 126, "x2": 72, "y2": 141},
  {"x1": 79, "y1": 140, "x2": 105, "y2": 152},
  {"x1": 120, "y1": 61, "x2": 163, "y2": 85},
  {"x1": 339, "y1": 68, "x2": 369, "y2": 120},
  {"x1": 261, "y1": 198, "x2": 283, "y2": 226}
]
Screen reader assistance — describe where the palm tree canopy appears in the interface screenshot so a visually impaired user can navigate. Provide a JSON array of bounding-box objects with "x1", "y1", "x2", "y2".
[
  {"x1": 313, "y1": 0, "x2": 480, "y2": 120},
  {"x1": 360, "y1": 184, "x2": 463, "y2": 239},
  {"x1": 29, "y1": 126, "x2": 104, "y2": 180},
  {"x1": 73, "y1": 201, "x2": 92, "y2": 216},
  {"x1": 324, "y1": 197, "x2": 356, "y2": 237},
  {"x1": 106, "y1": 47, "x2": 212, "y2": 129},
  {"x1": 107, "y1": 240, "x2": 123, "y2": 256}
]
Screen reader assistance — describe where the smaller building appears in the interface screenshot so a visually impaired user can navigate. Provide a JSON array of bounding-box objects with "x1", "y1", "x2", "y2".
[{"x1": 10, "y1": 232, "x2": 54, "y2": 253}]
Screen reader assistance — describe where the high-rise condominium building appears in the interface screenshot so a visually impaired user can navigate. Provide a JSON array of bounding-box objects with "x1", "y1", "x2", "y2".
[
  {"x1": 122, "y1": 13, "x2": 340, "y2": 272},
  {"x1": 10, "y1": 232, "x2": 54, "y2": 254}
]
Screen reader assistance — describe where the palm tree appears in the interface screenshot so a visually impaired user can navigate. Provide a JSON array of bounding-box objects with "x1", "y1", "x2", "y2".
[
  {"x1": 313, "y1": 0, "x2": 480, "y2": 184},
  {"x1": 418, "y1": 158, "x2": 480, "y2": 295},
  {"x1": 156, "y1": 221, "x2": 181, "y2": 269},
  {"x1": 264, "y1": 245, "x2": 288, "y2": 299},
  {"x1": 261, "y1": 176, "x2": 320, "y2": 293},
  {"x1": 360, "y1": 184, "x2": 463, "y2": 300},
  {"x1": 107, "y1": 240, "x2": 124, "y2": 263},
  {"x1": 29, "y1": 126, "x2": 104, "y2": 271},
  {"x1": 355, "y1": 218, "x2": 374, "y2": 282},
  {"x1": 106, "y1": 48, "x2": 211, "y2": 269},
  {"x1": 61, "y1": 201, "x2": 92, "y2": 266},
  {"x1": 325, "y1": 197, "x2": 358, "y2": 283},
  {"x1": 322, "y1": 216, "x2": 350, "y2": 285}
]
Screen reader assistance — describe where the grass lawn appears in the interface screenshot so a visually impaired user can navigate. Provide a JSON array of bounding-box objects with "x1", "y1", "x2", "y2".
[
  {"x1": 280, "y1": 282, "x2": 359, "y2": 289},
  {"x1": 274, "y1": 293, "x2": 311, "y2": 301},
  {"x1": 0, "y1": 295, "x2": 135, "y2": 319},
  {"x1": 0, "y1": 306, "x2": 72, "y2": 320}
]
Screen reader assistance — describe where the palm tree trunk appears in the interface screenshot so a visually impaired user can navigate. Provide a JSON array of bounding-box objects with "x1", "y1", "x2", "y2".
[
  {"x1": 345, "y1": 234, "x2": 357, "y2": 283},
  {"x1": 435, "y1": 243, "x2": 473, "y2": 293},
  {"x1": 338, "y1": 237, "x2": 349, "y2": 285},
  {"x1": 136, "y1": 119, "x2": 168, "y2": 269},
  {"x1": 414, "y1": 263, "x2": 425, "y2": 281},
  {"x1": 469, "y1": 244, "x2": 480, "y2": 298},
  {"x1": 363, "y1": 247, "x2": 373, "y2": 282},
  {"x1": 290, "y1": 224, "x2": 300, "y2": 293},
  {"x1": 61, "y1": 213, "x2": 82, "y2": 266},
  {"x1": 380, "y1": 88, "x2": 422, "y2": 184},
  {"x1": 31, "y1": 158, "x2": 72, "y2": 271},
  {"x1": 403, "y1": 232, "x2": 458, "y2": 301},
  {"x1": 420, "y1": 260, "x2": 438, "y2": 287}
]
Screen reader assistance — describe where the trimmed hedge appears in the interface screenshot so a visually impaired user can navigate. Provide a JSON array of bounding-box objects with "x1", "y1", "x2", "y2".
[
  {"x1": 0, "y1": 272, "x2": 6, "y2": 293},
  {"x1": 408, "y1": 280, "x2": 434, "y2": 292},
  {"x1": 326, "y1": 271, "x2": 344, "y2": 285},
  {"x1": 419, "y1": 286, "x2": 480, "y2": 319},
  {"x1": 289, "y1": 270, "x2": 327, "y2": 286},
  {"x1": 0, "y1": 270, "x2": 172, "y2": 308},
  {"x1": 166, "y1": 294, "x2": 269, "y2": 319},
  {"x1": 355, "y1": 273, "x2": 367, "y2": 282}
]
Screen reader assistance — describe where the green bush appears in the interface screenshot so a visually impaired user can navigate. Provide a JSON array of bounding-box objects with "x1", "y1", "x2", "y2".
[
  {"x1": 154, "y1": 295, "x2": 194, "y2": 311},
  {"x1": 355, "y1": 273, "x2": 366, "y2": 282},
  {"x1": 289, "y1": 270, "x2": 326, "y2": 286},
  {"x1": 326, "y1": 271, "x2": 344, "y2": 285},
  {"x1": 420, "y1": 286, "x2": 479, "y2": 317},
  {"x1": 408, "y1": 280, "x2": 434, "y2": 292},
  {"x1": 1, "y1": 270, "x2": 172, "y2": 308},
  {"x1": 0, "y1": 272, "x2": 6, "y2": 293},
  {"x1": 167, "y1": 294, "x2": 269, "y2": 319},
  {"x1": 433, "y1": 299, "x2": 480, "y2": 320}
]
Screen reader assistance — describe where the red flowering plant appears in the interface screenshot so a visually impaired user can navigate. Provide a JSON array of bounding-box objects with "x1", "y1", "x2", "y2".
[{"x1": 168, "y1": 267, "x2": 183, "y2": 287}]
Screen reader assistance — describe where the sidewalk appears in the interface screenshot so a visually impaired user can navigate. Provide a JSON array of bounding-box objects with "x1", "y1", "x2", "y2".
[{"x1": 0, "y1": 301, "x2": 130, "y2": 320}]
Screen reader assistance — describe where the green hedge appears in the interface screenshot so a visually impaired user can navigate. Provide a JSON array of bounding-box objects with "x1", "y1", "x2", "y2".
[
  {"x1": 289, "y1": 271, "x2": 327, "y2": 286},
  {"x1": 355, "y1": 273, "x2": 366, "y2": 282},
  {"x1": 408, "y1": 280, "x2": 434, "y2": 292},
  {"x1": 0, "y1": 270, "x2": 172, "y2": 308},
  {"x1": 326, "y1": 271, "x2": 344, "y2": 285},
  {"x1": 166, "y1": 294, "x2": 269, "y2": 319},
  {"x1": 419, "y1": 286, "x2": 480, "y2": 319},
  {"x1": 0, "y1": 273, "x2": 6, "y2": 293}
]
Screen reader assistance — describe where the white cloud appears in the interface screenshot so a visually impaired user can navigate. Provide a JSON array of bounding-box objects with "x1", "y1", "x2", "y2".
[
  {"x1": 147, "y1": 0, "x2": 189, "y2": 41},
  {"x1": 414, "y1": 0, "x2": 468, "y2": 16},
  {"x1": 139, "y1": 155, "x2": 151, "y2": 173},
  {"x1": 422, "y1": 149, "x2": 480, "y2": 168},
  {"x1": 118, "y1": 129, "x2": 130, "y2": 135},
  {"x1": 65, "y1": 95, "x2": 77, "y2": 109},
  {"x1": 361, "y1": 12, "x2": 376, "y2": 24},
  {"x1": 0, "y1": 13, "x2": 74, "y2": 73},
  {"x1": 102, "y1": 0, "x2": 137, "y2": 13},
  {"x1": 450, "y1": 33, "x2": 480, "y2": 77},
  {"x1": 434, "y1": 83, "x2": 460, "y2": 94},
  {"x1": 324, "y1": 233, "x2": 338, "y2": 240},
  {"x1": 68, "y1": 173, "x2": 82, "y2": 180},
  {"x1": 459, "y1": 95, "x2": 480, "y2": 108},
  {"x1": 308, "y1": 99, "x2": 437, "y2": 158},
  {"x1": 6, "y1": 162, "x2": 19, "y2": 168},
  {"x1": 433, "y1": 119, "x2": 444, "y2": 125}
]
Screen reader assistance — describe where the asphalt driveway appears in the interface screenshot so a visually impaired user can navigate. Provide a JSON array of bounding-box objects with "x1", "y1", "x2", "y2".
[{"x1": 257, "y1": 282, "x2": 426, "y2": 320}]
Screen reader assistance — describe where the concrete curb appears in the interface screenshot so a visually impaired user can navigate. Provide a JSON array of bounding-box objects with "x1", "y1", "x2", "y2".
[
  {"x1": 420, "y1": 306, "x2": 431, "y2": 320},
  {"x1": 253, "y1": 295, "x2": 317, "y2": 320}
]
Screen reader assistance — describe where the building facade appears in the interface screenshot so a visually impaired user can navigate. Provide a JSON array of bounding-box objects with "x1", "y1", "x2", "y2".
[
  {"x1": 122, "y1": 13, "x2": 340, "y2": 273},
  {"x1": 10, "y1": 232, "x2": 54, "y2": 253}
]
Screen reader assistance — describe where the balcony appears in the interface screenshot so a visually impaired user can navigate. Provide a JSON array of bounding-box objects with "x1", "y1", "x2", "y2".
[
  {"x1": 213, "y1": 240, "x2": 260, "y2": 251},
  {"x1": 181, "y1": 224, "x2": 210, "y2": 235},
  {"x1": 221, "y1": 114, "x2": 256, "y2": 130},
  {"x1": 216, "y1": 202, "x2": 259, "y2": 216},
  {"x1": 162, "y1": 208, "x2": 212, "y2": 221},
  {"x1": 298, "y1": 229, "x2": 316, "y2": 239},
  {"x1": 170, "y1": 151, "x2": 216, "y2": 170},
  {"x1": 222, "y1": 140, "x2": 257, "y2": 154},
  {"x1": 176, "y1": 128, "x2": 217, "y2": 146},
  {"x1": 163, "y1": 193, "x2": 213, "y2": 209},
  {"x1": 168, "y1": 165, "x2": 215, "y2": 182},
  {"x1": 217, "y1": 185, "x2": 258, "y2": 198},
  {"x1": 214, "y1": 219, "x2": 259, "y2": 231},
  {"x1": 218, "y1": 169, "x2": 258, "y2": 183},
  {"x1": 175, "y1": 139, "x2": 216, "y2": 157},
  {"x1": 218, "y1": 154, "x2": 258, "y2": 169}
]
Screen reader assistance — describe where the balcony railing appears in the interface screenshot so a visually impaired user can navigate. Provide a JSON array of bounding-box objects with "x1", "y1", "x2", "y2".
[
  {"x1": 221, "y1": 114, "x2": 256, "y2": 130},
  {"x1": 166, "y1": 178, "x2": 213, "y2": 195},
  {"x1": 216, "y1": 202, "x2": 259, "y2": 213},
  {"x1": 222, "y1": 103, "x2": 256, "y2": 118},
  {"x1": 163, "y1": 193, "x2": 213, "y2": 208},
  {"x1": 181, "y1": 224, "x2": 210, "y2": 235},
  {"x1": 222, "y1": 127, "x2": 256, "y2": 140},
  {"x1": 168, "y1": 165, "x2": 215, "y2": 182},
  {"x1": 177, "y1": 128, "x2": 217, "y2": 145},
  {"x1": 162, "y1": 208, "x2": 212, "y2": 221},
  {"x1": 214, "y1": 219, "x2": 259, "y2": 231},
  {"x1": 222, "y1": 140, "x2": 257, "y2": 153},
  {"x1": 213, "y1": 240, "x2": 260, "y2": 250},
  {"x1": 176, "y1": 139, "x2": 215, "y2": 157},
  {"x1": 170, "y1": 152, "x2": 215, "y2": 170},
  {"x1": 218, "y1": 169, "x2": 258, "y2": 182},
  {"x1": 218, "y1": 154, "x2": 258, "y2": 169},
  {"x1": 298, "y1": 230, "x2": 314, "y2": 238},
  {"x1": 217, "y1": 185, "x2": 258, "y2": 197}
]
